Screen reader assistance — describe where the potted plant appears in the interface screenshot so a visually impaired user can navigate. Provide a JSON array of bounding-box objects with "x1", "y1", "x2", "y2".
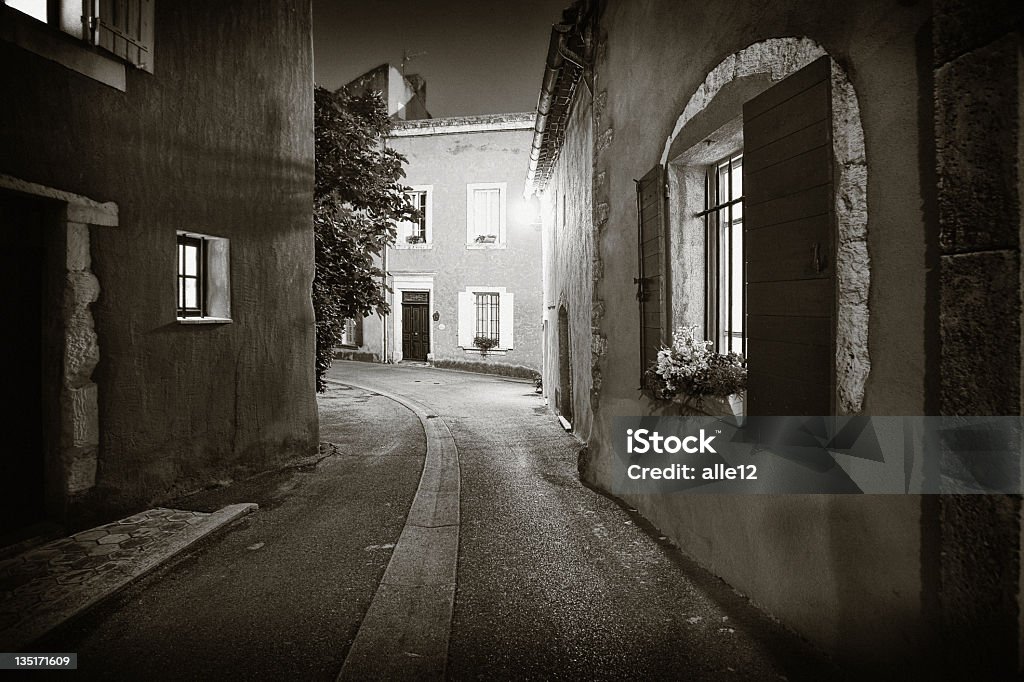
[
  {"x1": 405, "y1": 234, "x2": 425, "y2": 244},
  {"x1": 645, "y1": 326, "x2": 747, "y2": 420},
  {"x1": 473, "y1": 336, "x2": 500, "y2": 354},
  {"x1": 474, "y1": 234, "x2": 497, "y2": 244}
]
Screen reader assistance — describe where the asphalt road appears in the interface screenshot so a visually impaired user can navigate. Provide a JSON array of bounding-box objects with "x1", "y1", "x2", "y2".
[
  {"x1": 328, "y1": 362, "x2": 842, "y2": 681},
  {"x1": 36, "y1": 361, "x2": 842, "y2": 680},
  {"x1": 36, "y1": 384, "x2": 425, "y2": 681}
]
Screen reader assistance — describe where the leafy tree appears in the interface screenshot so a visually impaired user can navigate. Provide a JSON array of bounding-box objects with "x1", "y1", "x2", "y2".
[{"x1": 313, "y1": 85, "x2": 417, "y2": 391}]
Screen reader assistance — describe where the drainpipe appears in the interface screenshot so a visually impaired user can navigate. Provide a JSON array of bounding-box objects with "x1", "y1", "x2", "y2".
[{"x1": 382, "y1": 243, "x2": 389, "y2": 362}]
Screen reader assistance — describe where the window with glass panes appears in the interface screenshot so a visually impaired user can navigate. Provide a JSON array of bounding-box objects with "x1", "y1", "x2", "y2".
[
  {"x1": 701, "y1": 152, "x2": 745, "y2": 355},
  {"x1": 471, "y1": 188, "x2": 500, "y2": 239},
  {"x1": 406, "y1": 191, "x2": 427, "y2": 240},
  {"x1": 177, "y1": 234, "x2": 204, "y2": 317},
  {"x1": 474, "y1": 292, "x2": 500, "y2": 343}
]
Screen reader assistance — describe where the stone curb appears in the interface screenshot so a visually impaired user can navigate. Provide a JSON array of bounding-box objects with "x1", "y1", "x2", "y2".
[
  {"x1": 0, "y1": 502, "x2": 257, "y2": 651},
  {"x1": 327, "y1": 379, "x2": 461, "y2": 681}
]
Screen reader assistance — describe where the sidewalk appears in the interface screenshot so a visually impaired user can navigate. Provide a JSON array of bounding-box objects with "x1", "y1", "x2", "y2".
[{"x1": 0, "y1": 504, "x2": 255, "y2": 652}]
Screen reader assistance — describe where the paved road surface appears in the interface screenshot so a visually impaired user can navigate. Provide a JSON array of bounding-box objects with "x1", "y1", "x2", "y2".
[{"x1": 37, "y1": 361, "x2": 841, "y2": 680}]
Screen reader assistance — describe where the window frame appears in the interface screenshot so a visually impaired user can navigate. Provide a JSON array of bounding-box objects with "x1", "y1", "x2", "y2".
[
  {"x1": 699, "y1": 151, "x2": 746, "y2": 356},
  {"x1": 466, "y1": 182, "x2": 507, "y2": 248},
  {"x1": 395, "y1": 185, "x2": 432, "y2": 248},
  {"x1": 473, "y1": 291, "x2": 500, "y2": 345},
  {"x1": 176, "y1": 231, "x2": 231, "y2": 324}
]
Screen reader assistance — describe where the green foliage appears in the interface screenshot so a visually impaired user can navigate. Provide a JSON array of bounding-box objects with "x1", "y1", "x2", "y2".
[{"x1": 313, "y1": 85, "x2": 418, "y2": 391}]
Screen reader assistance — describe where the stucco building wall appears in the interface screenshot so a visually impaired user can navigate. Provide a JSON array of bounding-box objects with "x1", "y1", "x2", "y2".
[
  {"x1": 1, "y1": 1, "x2": 318, "y2": 520},
  {"x1": 541, "y1": 90, "x2": 595, "y2": 440},
  {"x1": 360, "y1": 118, "x2": 543, "y2": 373},
  {"x1": 535, "y1": 0, "x2": 959, "y2": 669}
]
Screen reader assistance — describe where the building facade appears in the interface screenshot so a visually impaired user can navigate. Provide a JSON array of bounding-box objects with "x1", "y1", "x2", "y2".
[
  {"x1": 344, "y1": 113, "x2": 544, "y2": 377},
  {"x1": 345, "y1": 63, "x2": 430, "y2": 121},
  {"x1": 1, "y1": 0, "x2": 319, "y2": 534},
  {"x1": 532, "y1": 0, "x2": 1024, "y2": 675}
]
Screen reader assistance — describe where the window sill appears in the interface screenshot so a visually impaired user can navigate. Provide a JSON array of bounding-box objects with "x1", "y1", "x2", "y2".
[
  {"x1": 461, "y1": 347, "x2": 510, "y2": 355},
  {"x1": 177, "y1": 317, "x2": 233, "y2": 325},
  {"x1": 1, "y1": 8, "x2": 126, "y2": 91},
  {"x1": 395, "y1": 243, "x2": 433, "y2": 250},
  {"x1": 466, "y1": 243, "x2": 507, "y2": 250}
]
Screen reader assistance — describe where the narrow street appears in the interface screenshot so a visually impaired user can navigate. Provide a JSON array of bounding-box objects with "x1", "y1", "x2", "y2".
[{"x1": 38, "y1": 362, "x2": 840, "y2": 680}]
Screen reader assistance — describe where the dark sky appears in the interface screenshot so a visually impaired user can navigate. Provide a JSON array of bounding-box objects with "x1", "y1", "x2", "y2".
[{"x1": 312, "y1": 0, "x2": 571, "y2": 117}]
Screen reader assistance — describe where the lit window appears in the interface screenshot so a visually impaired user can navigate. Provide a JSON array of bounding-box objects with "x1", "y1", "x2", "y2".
[
  {"x1": 176, "y1": 232, "x2": 231, "y2": 323},
  {"x1": 702, "y1": 152, "x2": 745, "y2": 355},
  {"x1": 466, "y1": 183, "x2": 506, "y2": 245},
  {"x1": 474, "y1": 292, "x2": 500, "y2": 344},
  {"x1": 397, "y1": 188, "x2": 431, "y2": 245}
]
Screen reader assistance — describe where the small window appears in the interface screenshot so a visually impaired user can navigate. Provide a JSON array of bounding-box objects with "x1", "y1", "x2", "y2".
[
  {"x1": 340, "y1": 317, "x2": 363, "y2": 347},
  {"x1": 702, "y1": 152, "x2": 745, "y2": 355},
  {"x1": 466, "y1": 183, "x2": 507, "y2": 246},
  {"x1": 176, "y1": 232, "x2": 231, "y2": 323},
  {"x1": 474, "y1": 292, "x2": 500, "y2": 344},
  {"x1": 397, "y1": 188, "x2": 431, "y2": 246}
]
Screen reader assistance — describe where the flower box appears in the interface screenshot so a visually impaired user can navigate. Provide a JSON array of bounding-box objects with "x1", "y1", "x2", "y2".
[
  {"x1": 474, "y1": 234, "x2": 497, "y2": 244},
  {"x1": 405, "y1": 234, "x2": 425, "y2": 244}
]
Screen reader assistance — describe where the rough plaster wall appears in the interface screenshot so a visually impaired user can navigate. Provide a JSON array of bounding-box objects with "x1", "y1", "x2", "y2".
[
  {"x1": 578, "y1": 0, "x2": 933, "y2": 666},
  {"x1": 0, "y1": 0, "x2": 319, "y2": 512},
  {"x1": 932, "y1": 0, "x2": 1024, "y2": 675},
  {"x1": 386, "y1": 127, "x2": 543, "y2": 370},
  {"x1": 541, "y1": 90, "x2": 595, "y2": 441}
]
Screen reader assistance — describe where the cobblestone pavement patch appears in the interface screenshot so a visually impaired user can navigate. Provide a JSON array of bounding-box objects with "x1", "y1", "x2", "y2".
[{"x1": 0, "y1": 504, "x2": 256, "y2": 651}]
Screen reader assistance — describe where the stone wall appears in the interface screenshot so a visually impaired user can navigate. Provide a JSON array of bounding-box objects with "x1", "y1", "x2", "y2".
[{"x1": 932, "y1": 0, "x2": 1024, "y2": 675}]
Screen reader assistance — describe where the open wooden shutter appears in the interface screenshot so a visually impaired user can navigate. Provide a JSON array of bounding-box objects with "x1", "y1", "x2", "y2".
[
  {"x1": 743, "y1": 56, "x2": 835, "y2": 416},
  {"x1": 354, "y1": 316, "x2": 364, "y2": 347},
  {"x1": 636, "y1": 165, "x2": 667, "y2": 386},
  {"x1": 499, "y1": 292, "x2": 514, "y2": 349},
  {"x1": 94, "y1": 0, "x2": 155, "y2": 73}
]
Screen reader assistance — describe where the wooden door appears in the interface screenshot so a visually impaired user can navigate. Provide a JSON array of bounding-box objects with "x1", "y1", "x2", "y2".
[{"x1": 402, "y1": 302, "x2": 429, "y2": 360}]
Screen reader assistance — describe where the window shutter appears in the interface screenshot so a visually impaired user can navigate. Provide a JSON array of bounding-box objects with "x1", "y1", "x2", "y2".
[
  {"x1": 743, "y1": 56, "x2": 834, "y2": 415},
  {"x1": 457, "y1": 292, "x2": 474, "y2": 347},
  {"x1": 499, "y1": 292, "x2": 514, "y2": 349},
  {"x1": 636, "y1": 164, "x2": 667, "y2": 386},
  {"x1": 354, "y1": 316, "x2": 364, "y2": 347},
  {"x1": 94, "y1": 0, "x2": 154, "y2": 73}
]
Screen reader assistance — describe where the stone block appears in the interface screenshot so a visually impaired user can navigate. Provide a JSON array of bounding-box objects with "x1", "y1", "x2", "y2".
[
  {"x1": 940, "y1": 250, "x2": 1020, "y2": 415},
  {"x1": 935, "y1": 36, "x2": 1020, "y2": 254},
  {"x1": 63, "y1": 384, "x2": 98, "y2": 448},
  {"x1": 64, "y1": 446, "x2": 97, "y2": 494},
  {"x1": 64, "y1": 223, "x2": 91, "y2": 272}
]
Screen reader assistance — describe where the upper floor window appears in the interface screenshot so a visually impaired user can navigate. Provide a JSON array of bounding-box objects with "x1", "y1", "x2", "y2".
[
  {"x1": 177, "y1": 231, "x2": 231, "y2": 323},
  {"x1": 702, "y1": 152, "x2": 745, "y2": 355},
  {"x1": 466, "y1": 182, "x2": 507, "y2": 247},
  {"x1": 3, "y1": 0, "x2": 155, "y2": 73},
  {"x1": 396, "y1": 186, "x2": 431, "y2": 248}
]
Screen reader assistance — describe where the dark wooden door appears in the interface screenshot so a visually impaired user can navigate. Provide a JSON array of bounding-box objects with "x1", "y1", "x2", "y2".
[
  {"x1": 743, "y1": 56, "x2": 835, "y2": 415},
  {"x1": 402, "y1": 303, "x2": 429, "y2": 360}
]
